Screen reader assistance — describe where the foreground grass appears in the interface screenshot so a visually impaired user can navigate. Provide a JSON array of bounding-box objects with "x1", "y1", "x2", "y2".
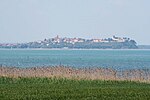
[{"x1": 0, "y1": 77, "x2": 150, "y2": 100}]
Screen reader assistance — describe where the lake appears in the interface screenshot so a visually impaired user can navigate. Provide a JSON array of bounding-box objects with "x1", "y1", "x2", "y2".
[{"x1": 0, "y1": 49, "x2": 150, "y2": 70}]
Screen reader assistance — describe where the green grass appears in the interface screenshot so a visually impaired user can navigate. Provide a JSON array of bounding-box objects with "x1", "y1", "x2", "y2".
[{"x1": 0, "y1": 77, "x2": 150, "y2": 100}]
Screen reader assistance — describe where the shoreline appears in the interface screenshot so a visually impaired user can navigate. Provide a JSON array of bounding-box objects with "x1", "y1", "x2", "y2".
[{"x1": 0, "y1": 48, "x2": 150, "y2": 51}]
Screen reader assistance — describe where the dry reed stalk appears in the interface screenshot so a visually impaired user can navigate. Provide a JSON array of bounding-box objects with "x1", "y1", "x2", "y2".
[{"x1": 0, "y1": 66, "x2": 150, "y2": 82}]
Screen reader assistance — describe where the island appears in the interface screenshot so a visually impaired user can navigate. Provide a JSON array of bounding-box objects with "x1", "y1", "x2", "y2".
[{"x1": 0, "y1": 36, "x2": 138, "y2": 49}]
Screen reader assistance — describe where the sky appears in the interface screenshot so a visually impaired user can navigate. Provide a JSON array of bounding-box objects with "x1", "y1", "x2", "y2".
[{"x1": 0, "y1": 0, "x2": 150, "y2": 45}]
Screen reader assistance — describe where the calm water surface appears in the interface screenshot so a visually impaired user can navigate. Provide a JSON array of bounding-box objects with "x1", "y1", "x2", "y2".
[{"x1": 0, "y1": 49, "x2": 150, "y2": 70}]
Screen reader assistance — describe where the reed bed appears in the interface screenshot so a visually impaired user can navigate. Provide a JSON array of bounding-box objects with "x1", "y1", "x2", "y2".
[{"x1": 0, "y1": 66, "x2": 150, "y2": 82}]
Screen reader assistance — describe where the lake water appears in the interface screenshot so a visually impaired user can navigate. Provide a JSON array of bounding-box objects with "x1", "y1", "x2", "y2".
[{"x1": 0, "y1": 49, "x2": 150, "y2": 70}]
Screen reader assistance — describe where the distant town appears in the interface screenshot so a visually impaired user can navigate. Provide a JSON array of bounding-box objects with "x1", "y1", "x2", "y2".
[{"x1": 0, "y1": 36, "x2": 138, "y2": 49}]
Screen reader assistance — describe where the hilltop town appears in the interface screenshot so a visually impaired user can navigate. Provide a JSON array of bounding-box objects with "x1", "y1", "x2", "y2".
[{"x1": 0, "y1": 36, "x2": 138, "y2": 49}]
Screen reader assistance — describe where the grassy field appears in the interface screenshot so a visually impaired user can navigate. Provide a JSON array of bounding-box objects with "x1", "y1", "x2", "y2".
[{"x1": 0, "y1": 77, "x2": 150, "y2": 100}]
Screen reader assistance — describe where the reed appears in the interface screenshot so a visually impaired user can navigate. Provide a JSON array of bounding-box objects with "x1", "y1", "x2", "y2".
[{"x1": 0, "y1": 66, "x2": 150, "y2": 82}]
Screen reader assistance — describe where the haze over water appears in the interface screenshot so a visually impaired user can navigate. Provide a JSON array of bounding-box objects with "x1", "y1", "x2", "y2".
[
  {"x1": 0, "y1": 49, "x2": 150, "y2": 70},
  {"x1": 0, "y1": 0, "x2": 150, "y2": 45}
]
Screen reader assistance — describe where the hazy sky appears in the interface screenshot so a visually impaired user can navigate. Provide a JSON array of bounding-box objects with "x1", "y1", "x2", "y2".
[{"x1": 0, "y1": 0, "x2": 150, "y2": 45}]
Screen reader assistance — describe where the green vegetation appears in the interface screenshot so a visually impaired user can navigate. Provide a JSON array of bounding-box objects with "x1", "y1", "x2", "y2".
[{"x1": 0, "y1": 77, "x2": 150, "y2": 100}]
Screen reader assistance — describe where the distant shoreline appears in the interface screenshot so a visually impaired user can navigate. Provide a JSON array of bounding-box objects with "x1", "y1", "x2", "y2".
[{"x1": 0, "y1": 48, "x2": 150, "y2": 50}]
